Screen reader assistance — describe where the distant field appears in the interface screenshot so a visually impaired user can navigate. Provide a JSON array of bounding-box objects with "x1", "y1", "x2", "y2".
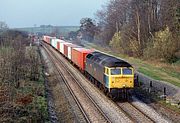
[{"x1": 14, "y1": 26, "x2": 79, "y2": 37}]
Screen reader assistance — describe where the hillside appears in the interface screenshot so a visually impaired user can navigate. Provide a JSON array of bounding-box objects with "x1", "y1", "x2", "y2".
[{"x1": 14, "y1": 26, "x2": 79, "y2": 37}]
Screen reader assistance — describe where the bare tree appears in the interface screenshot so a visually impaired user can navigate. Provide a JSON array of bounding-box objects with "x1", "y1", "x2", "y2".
[
  {"x1": 0, "y1": 21, "x2": 8, "y2": 31},
  {"x1": 95, "y1": 0, "x2": 179, "y2": 61}
]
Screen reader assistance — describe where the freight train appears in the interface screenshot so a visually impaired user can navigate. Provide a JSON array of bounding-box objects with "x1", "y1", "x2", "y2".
[{"x1": 42, "y1": 35, "x2": 134, "y2": 99}]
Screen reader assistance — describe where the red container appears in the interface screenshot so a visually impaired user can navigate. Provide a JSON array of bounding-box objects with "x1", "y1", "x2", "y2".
[
  {"x1": 43, "y1": 36, "x2": 55, "y2": 44},
  {"x1": 72, "y1": 48, "x2": 93, "y2": 71},
  {"x1": 43, "y1": 36, "x2": 49, "y2": 43},
  {"x1": 59, "y1": 42, "x2": 70, "y2": 54},
  {"x1": 46, "y1": 36, "x2": 50, "y2": 44},
  {"x1": 57, "y1": 42, "x2": 60, "y2": 50},
  {"x1": 43, "y1": 36, "x2": 46, "y2": 42},
  {"x1": 56, "y1": 39, "x2": 64, "y2": 51},
  {"x1": 64, "y1": 44, "x2": 81, "y2": 59}
]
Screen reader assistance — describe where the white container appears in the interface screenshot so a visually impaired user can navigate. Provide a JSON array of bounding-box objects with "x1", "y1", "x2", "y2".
[
  {"x1": 52, "y1": 38, "x2": 56, "y2": 48},
  {"x1": 67, "y1": 45, "x2": 81, "y2": 60},
  {"x1": 56, "y1": 39, "x2": 65, "y2": 51},
  {"x1": 68, "y1": 46, "x2": 72, "y2": 59},
  {"x1": 60, "y1": 42, "x2": 71, "y2": 55}
]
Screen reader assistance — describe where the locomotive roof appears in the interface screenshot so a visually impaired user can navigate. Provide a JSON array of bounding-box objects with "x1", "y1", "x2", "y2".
[{"x1": 88, "y1": 51, "x2": 132, "y2": 67}]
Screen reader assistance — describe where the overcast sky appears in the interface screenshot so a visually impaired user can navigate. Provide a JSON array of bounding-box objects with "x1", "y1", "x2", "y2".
[{"x1": 0, "y1": 0, "x2": 107, "y2": 28}]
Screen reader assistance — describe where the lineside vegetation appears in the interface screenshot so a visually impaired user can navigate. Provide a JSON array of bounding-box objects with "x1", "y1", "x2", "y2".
[{"x1": 0, "y1": 28, "x2": 49, "y2": 122}]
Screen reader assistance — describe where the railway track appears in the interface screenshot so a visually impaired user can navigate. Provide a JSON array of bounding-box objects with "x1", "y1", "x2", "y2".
[
  {"x1": 41, "y1": 45, "x2": 89, "y2": 122},
  {"x1": 117, "y1": 101, "x2": 155, "y2": 123},
  {"x1": 42, "y1": 42, "x2": 112, "y2": 123}
]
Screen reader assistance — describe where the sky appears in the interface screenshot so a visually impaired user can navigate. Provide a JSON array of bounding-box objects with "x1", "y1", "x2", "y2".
[{"x1": 0, "y1": 0, "x2": 107, "y2": 28}]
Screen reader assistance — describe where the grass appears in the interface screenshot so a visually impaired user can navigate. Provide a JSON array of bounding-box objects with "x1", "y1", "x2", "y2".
[
  {"x1": 159, "y1": 100, "x2": 180, "y2": 114},
  {"x1": 84, "y1": 41, "x2": 180, "y2": 87},
  {"x1": 138, "y1": 67, "x2": 162, "y2": 80},
  {"x1": 135, "y1": 58, "x2": 180, "y2": 86}
]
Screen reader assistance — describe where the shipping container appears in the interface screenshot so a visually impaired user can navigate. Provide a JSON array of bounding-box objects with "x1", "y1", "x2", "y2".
[
  {"x1": 43, "y1": 36, "x2": 47, "y2": 42},
  {"x1": 72, "y1": 48, "x2": 93, "y2": 71},
  {"x1": 64, "y1": 44, "x2": 81, "y2": 59},
  {"x1": 46, "y1": 36, "x2": 50, "y2": 44},
  {"x1": 60, "y1": 42, "x2": 71, "y2": 55},
  {"x1": 51, "y1": 38, "x2": 57, "y2": 48},
  {"x1": 43, "y1": 36, "x2": 50, "y2": 44},
  {"x1": 49, "y1": 37, "x2": 56, "y2": 46},
  {"x1": 55, "y1": 39, "x2": 64, "y2": 50},
  {"x1": 42, "y1": 36, "x2": 55, "y2": 45}
]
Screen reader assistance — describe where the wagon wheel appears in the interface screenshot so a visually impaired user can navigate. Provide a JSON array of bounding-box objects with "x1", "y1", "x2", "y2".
[{"x1": 90, "y1": 77, "x2": 94, "y2": 83}]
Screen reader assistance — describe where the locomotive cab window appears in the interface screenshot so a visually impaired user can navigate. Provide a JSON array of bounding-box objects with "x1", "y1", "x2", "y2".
[
  {"x1": 105, "y1": 68, "x2": 109, "y2": 75},
  {"x1": 110, "y1": 68, "x2": 121, "y2": 75},
  {"x1": 122, "y1": 68, "x2": 132, "y2": 75}
]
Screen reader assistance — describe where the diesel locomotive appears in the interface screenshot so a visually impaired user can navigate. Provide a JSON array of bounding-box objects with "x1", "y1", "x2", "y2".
[{"x1": 85, "y1": 51, "x2": 134, "y2": 98}]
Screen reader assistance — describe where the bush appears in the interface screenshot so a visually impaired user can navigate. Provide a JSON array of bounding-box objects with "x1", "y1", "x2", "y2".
[
  {"x1": 109, "y1": 31, "x2": 125, "y2": 53},
  {"x1": 144, "y1": 27, "x2": 178, "y2": 63},
  {"x1": 35, "y1": 96, "x2": 48, "y2": 120},
  {"x1": 109, "y1": 32, "x2": 121, "y2": 49},
  {"x1": 129, "y1": 37, "x2": 142, "y2": 57}
]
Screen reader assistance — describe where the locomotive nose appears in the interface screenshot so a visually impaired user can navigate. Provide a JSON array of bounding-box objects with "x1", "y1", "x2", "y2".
[{"x1": 110, "y1": 76, "x2": 134, "y2": 88}]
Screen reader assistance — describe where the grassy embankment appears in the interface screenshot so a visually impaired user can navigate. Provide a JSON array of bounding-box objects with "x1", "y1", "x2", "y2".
[{"x1": 84, "y1": 42, "x2": 180, "y2": 87}]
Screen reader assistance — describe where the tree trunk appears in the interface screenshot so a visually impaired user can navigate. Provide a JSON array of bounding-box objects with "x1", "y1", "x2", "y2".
[{"x1": 135, "y1": 5, "x2": 141, "y2": 56}]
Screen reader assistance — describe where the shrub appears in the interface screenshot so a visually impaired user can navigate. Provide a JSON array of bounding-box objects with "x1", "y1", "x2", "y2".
[
  {"x1": 144, "y1": 27, "x2": 178, "y2": 62},
  {"x1": 109, "y1": 31, "x2": 125, "y2": 53}
]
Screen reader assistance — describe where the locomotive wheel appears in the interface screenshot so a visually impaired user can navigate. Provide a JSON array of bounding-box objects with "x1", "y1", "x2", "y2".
[
  {"x1": 102, "y1": 85, "x2": 105, "y2": 91},
  {"x1": 106, "y1": 91, "x2": 113, "y2": 99},
  {"x1": 106, "y1": 92, "x2": 111, "y2": 98},
  {"x1": 90, "y1": 77, "x2": 94, "y2": 83},
  {"x1": 103, "y1": 87, "x2": 107, "y2": 95},
  {"x1": 102, "y1": 85, "x2": 106, "y2": 93},
  {"x1": 100, "y1": 84, "x2": 103, "y2": 91},
  {"x1": 95, "y1": 80, "x2": 98, "y2": 87}
]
